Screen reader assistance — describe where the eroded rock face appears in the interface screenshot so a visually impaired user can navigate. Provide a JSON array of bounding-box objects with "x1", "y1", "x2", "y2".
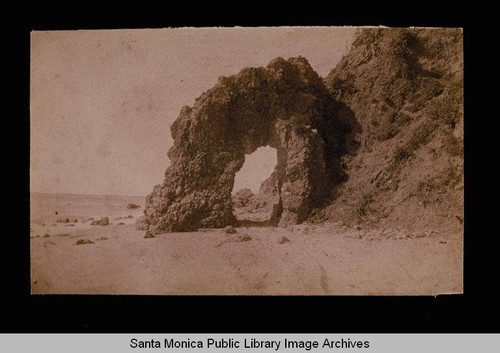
[{"x1": 141, "y1": 56, "x2": 357, "y2": 233}]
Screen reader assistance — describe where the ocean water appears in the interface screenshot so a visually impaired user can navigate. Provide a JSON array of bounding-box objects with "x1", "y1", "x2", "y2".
[{"x1": 30, "y1": 193, "x2": 146, "y2": 225}]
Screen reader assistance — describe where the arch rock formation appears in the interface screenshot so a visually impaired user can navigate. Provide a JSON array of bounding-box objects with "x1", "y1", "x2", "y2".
[{"x1": 139, "y1": 56, "x2": 358, "y2": 233}]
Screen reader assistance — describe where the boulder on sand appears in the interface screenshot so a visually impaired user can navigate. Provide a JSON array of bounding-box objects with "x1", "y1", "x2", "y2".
[
  {"x1": 223, "y1": 225, "x2": 237, "y2": 234},
  {"x1": 90, "y1": 217, "x2": 109, "y2": 226},
  {"x1": 76, "y1": 239, "x2": 95, "y2": 245}
]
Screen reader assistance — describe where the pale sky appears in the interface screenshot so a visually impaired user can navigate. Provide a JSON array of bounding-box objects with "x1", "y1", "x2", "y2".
[{"x1": 30, "y1": 27, "x2": 356, "y2": 196}]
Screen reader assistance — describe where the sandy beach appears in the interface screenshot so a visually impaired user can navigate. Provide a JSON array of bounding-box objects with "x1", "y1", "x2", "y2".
[
  {"x1": 29, "y1": 28, "x2": 464, "y2": 296},
  {"x1": 30, "y1": 196, "x2": 462, "y2": 295}
]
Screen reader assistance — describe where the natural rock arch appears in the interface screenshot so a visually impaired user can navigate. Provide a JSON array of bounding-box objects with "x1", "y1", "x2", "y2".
[{"x1": 139, "y1": 56, "x2": 359, "y2": 233}]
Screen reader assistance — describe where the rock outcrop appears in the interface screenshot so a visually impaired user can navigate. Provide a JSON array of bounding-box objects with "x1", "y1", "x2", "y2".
[
  {"x1": 90, "y1": 217, "x2": 109, "y2": 226},
  {"x1": 259, "y1": 171, "x2": 279, "y2": 196},
  {"x1": 140, "y1": 56, "x2": 358, "y2": 233},
  {"x1": 316, "y1": 28, "x2": 464, "y2": 232},
  {"x1": 231, "y1": 188, "x2": 277, "y2": 224}
]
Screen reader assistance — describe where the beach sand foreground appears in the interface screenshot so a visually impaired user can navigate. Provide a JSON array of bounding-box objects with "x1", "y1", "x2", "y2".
[{"x1": 30, "y1": 220, "x2": 462, "y2": 295}]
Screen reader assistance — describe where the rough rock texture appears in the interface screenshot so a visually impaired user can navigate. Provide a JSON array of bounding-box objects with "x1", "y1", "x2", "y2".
[
  {"x1": 314, "y1": 28, "x2": 464, "y2": 233},
  {"x1": 232, "y1": 188, "x2": 255, "y2": 208},
  {"x1": 135, "y1": 215, "x2": 150, "y2": 231},
  {"x1": 231, "y1": 188, "x2": 277, "y2": 224},
  {"x1": 90, "y1": 217, "x2": 109, "y2": 226},
  {"x1": 259, "y1": 171, "x2": 279, "y2": 196},
  {"x1": 141, "y1": 56, "x2": 358, "y2": 233}
]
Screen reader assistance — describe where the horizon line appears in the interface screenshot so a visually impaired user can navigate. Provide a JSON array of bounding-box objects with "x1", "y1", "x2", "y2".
[{"x1": 30, "y1": 191, "x2": 148, "y2": 198}]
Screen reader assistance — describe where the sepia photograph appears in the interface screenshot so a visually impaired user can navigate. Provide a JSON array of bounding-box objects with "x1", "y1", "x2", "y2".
[{"x1": 30, "y1": 26, "x2": 464, "y2": 295}]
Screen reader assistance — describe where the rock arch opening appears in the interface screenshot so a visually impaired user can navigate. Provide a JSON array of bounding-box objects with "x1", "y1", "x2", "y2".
[
  {"x1": 139, "y1": 56, "x2": 360, "y2": 234},
  {"x1": 232, "y1": 146, "x2": 277, "y2": 194},
  {"x1": 232, "y1": 146, "x2": 279, "y2": 225}
]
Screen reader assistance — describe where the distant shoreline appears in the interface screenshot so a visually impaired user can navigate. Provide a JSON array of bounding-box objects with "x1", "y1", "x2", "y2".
[{"x1": 30, "y1": 191, "x2": 147, "y2": 198}]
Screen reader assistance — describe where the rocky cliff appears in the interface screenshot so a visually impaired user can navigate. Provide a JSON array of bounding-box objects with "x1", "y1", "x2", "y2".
[
  {"x1": 138, "y1": 28, "x2": 463, "y2": 235},
  {"x1": 313, "y1": 28, "x2": 464, "y2": 233}
]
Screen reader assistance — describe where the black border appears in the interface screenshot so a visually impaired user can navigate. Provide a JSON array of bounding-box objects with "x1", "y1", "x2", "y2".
[{"x1": 9, "y1": 2, "x2": 493, "y2": 335}]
